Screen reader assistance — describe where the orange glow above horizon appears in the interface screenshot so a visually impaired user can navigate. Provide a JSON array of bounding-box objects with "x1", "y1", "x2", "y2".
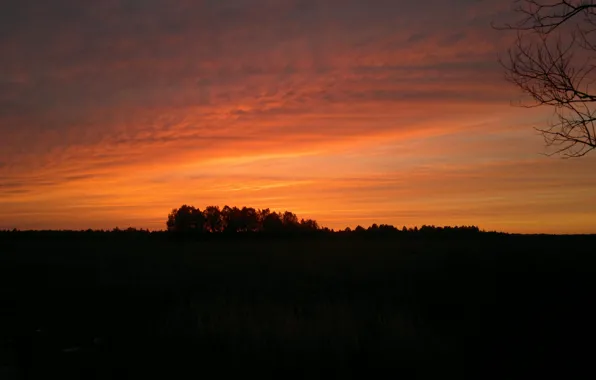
[{"x1": 1, "y1": 0, "x2": 596, "y2": 234}]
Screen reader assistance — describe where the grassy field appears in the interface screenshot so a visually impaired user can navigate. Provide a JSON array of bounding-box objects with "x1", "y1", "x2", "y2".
[{"x1": 1, "y1": 233, "x2": 595, "y2": 378}]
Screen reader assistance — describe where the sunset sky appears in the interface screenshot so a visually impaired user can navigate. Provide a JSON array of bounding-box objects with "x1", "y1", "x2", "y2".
[{"x1": 1, "y1": 0, "x2": 595, "y2": 233}]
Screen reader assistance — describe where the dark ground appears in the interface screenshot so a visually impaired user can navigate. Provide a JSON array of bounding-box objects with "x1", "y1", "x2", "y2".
[{"x1": 0, "y1": 233, "x2": 595, "y2": 378}]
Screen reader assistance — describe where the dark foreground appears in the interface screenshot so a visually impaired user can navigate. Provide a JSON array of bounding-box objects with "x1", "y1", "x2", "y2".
[{"x1": 1, "y1": 233, "x2": 595, "y2": 379}]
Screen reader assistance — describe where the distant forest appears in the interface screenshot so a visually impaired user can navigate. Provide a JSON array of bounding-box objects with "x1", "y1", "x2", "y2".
[
  {"x1": 166, "y1": 205, "x2": 483, "y2": 235},
  {"x1": 1, "y1": 204, "x2": 487, "y2": 237}
]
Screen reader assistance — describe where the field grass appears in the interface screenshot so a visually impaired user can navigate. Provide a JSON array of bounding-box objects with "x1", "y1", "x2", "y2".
[{"x1": 1, "y1": 233, "x2": 595, "y2": 378}]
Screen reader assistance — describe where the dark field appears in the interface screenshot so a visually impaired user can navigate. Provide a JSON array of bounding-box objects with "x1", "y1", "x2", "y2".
[{"x1": 1, "y1": 233, "x2": 595, "y2": 378}]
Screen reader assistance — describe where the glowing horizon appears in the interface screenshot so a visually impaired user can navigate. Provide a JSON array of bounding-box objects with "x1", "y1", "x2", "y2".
[{"x1": 1, "y1": 0, "x2": 596, "y2": 234}]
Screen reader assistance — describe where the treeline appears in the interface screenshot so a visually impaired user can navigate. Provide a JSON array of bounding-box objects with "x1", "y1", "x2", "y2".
[
  {"x1": 165, "y1": 204, "x2": 485, "y2": 237},
  {"x1": 0, "y1": 204, "x2": 490, "y2": 238},
  {"x1": 167, "y1": 205, "x2": 319, "y2": 234},
  {"x1": 0, "y1": 224, "x2": 491, "y2": 237},
  {"x1": 342, "y1": 224, "x2": 482, "y2": 236}
]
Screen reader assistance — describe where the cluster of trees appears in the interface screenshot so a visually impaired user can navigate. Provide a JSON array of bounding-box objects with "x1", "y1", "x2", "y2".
[
  {"x1": 0, "y1": 207, "x2": 486, "y2": 239},
  {"x1": 342, "y1": 224, "x2": 481, "y2": 235},
  {"x1": 166, "y1": 205, "x2": 319, "y2": 234},
  {"x1": 165, "y1": 204, "x2": 485, "y2": 237}
]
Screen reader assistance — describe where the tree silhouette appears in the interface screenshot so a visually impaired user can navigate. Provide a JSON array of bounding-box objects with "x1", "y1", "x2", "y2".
[
  {"x1": 281, "y1": 211, "x2": 300, "y2": 231},
  {"x1": 166, "y1": 205, "x2": 205, "y2": 233},
  {"x1": 241, "y1": 207, "x2": 260, "y2": 232},
  {"x1": 299, "y1": 218, "x2": 319, "y2": 231},
  {"x1": 497, "y1": 0, "x2": 596, "y2": 157},
  {"x1": 203, "y1": 206, "x2": 224, "y2": 233},
  {"x1": 164, "y1": 204, "x2": 483, "y2": 237},
  {"x1": 222, "y1": 206, "x2": 242, "y2": 233},
  {"x1": 262, "y1": 211, "x2": 284, "y2": 233},
  {"x1": 221, "y1": 206, "x2": 260, "y2": 233},
  {"x1": 166, "y1": 205, "x2": 323, "y2": 234}
]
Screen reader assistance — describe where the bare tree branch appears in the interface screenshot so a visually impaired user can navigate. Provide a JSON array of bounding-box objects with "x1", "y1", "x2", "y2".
[
  {"x1": 496, "y1": 0, "x2": 596, "y2": 157},
  {"x1": 495, "y1": 0, "x2": 596, "y2": 34}
]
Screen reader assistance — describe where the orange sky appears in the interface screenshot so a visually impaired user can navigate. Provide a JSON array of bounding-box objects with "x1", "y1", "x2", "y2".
[{"x1": 1, "y1": 0, "x2": 595, "y2": 233}]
